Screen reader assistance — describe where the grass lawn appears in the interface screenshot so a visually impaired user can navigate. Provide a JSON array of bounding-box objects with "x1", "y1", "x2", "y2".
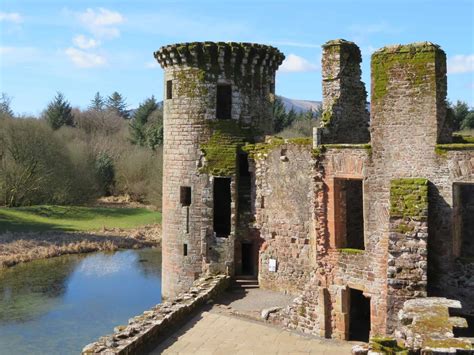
[{"x1": 0, "y1": 205, "x2": 162, "y2": 233}]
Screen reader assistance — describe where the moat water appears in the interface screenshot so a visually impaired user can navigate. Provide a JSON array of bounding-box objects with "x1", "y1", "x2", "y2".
[{"x1": 0, "y1": 248, "x2": 162, "y2": 355}]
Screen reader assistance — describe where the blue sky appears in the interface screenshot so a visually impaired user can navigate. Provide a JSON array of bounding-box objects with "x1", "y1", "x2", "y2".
[{"x1": 1, "y1": 0, "x2": 473, "y2": 115}]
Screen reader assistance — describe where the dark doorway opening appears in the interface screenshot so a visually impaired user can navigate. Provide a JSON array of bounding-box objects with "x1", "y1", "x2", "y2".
[
  {"x1": 454, "y1": 183, "x2": 474, "y2": 257},
  {"x1": 213, "y1": 178, "x2": 231, "y2": 238},
  {"x1": 238, "y1": 153, "x2": 251, "y2": 218},
  {"x1": 349, "y1": 288, "x2": 370, "y2": 342},
  {"x1": 335, "y1": 178, "x2": 364, "y2": 250},
  {"x1": 241, "y1": 242, "x2": 254, "y2": 276},
  {"x1": 216, "y1": 84, "x2": 232, "y2": 120},
  {"x1": 453, "y1": 314, "x2": 474, "y2": 337}
]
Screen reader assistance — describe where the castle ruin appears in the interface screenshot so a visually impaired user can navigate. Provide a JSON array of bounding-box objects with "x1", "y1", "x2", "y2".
[{"x1": 154, "y1": 40, "x2": 474, "y2": 341}]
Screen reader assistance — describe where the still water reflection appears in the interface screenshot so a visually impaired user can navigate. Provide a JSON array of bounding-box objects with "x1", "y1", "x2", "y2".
[{"x1": 0, "y1": 248, "x2": 162, "y2": 355}]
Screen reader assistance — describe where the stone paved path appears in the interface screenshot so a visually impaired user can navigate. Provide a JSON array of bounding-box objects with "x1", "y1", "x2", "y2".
[{"x1": 150, "y1": 310, "x2": 354, "y2": 354}]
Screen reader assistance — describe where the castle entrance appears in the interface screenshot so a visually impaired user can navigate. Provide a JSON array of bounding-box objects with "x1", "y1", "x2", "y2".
[
  {"x1": 213, "y1": 178, "x2": 231, "y2": 238},
  {"x1": 349, "y1": 288, "x2": 370, "y2": 341},
  {"x1": 241, "y1": 242, "x2": 254, "y2": 276}
]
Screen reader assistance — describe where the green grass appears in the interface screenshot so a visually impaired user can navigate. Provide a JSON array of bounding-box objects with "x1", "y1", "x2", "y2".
[{"x1": 0, "y1": 205, "x2": 162, "y2": 233}]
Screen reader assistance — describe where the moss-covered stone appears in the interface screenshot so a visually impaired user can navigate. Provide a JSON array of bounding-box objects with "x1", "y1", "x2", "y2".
[
  {"x1": 395, "y1": 223, "x2": 415, "y2": 234},
  {"x1": 155, "y1": 42, "x2": 285, "y2": 81},
  {"x1": 338, "y1": 248, "x2": 364, "y2": 255},
  {"x1": 390, "y1": 178, "x2": 429, "y2": 221},
  {"x1": 175, "y1": 68, "x2": 208, "y2": 98},
  {"x1": 243, "y1": 136, "x2": 311, "y2": 160},
  {"x1": 452, "y1": 134, "x2": 474, "y2": 144},
  {"x1": 435, "y1": 143, "x2": 474, "y2": 155},
  {"x1": 286, "y1": 137, "x2": 313, "y2": 146},
  {"x1": 200, "y1": 120, "x2": 254, "y2": 176},
  {"x1": 371, "y1": 43, "x2": 444, "y2": 105},
  {"x1": 370, "y1": 337, "x2": 408, "y2": 355},
  {"x1": 323, "y1": 143, "x2": 371, "y2": 150}
]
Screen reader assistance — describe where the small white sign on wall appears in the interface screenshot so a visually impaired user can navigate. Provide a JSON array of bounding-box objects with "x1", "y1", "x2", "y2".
[{"x1": 268, "y1": 258, "x2": 277, "y2": 272}]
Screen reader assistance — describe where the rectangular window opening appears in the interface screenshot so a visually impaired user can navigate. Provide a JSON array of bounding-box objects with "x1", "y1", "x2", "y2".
[
  {"x1": 180, "y1": 186, "x2": 191, "y2": 207},
  {"x1": 166, "y1": 80, "x2": 173, "y2": 99},
  {"x1": 454, "y1": 183, "x2": 474, "y2": 258},
  {"x1": 334, "y1": 178, "x2": 364, "y2": 250},
  {"x1": 213, "y1": 177, "x2": 231, "y2": 238},
  {"x1": 216, "y1": 84, "x2": 232, "y2": 120},
  {"x1": 183, "y1": 243, "x2": 188, "y2": 256}
]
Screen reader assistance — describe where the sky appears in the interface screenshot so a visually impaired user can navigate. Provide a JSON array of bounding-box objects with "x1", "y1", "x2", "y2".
[{"x1": 0, "y1": 0, "x2": 473, "y2": 116}]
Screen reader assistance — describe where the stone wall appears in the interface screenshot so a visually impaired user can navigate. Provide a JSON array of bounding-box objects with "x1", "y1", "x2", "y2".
[
  {"x1": 156, "y1": 42, "x2": 284, "y2": 298},
  {"x1": 246, "y1": 139, "x2": 314, "y2": 295},
  {"x1": 82, "y1": 274, "x2": 230, "y2": 355},
  {"x1": 387, "y1": 178, "x2": 429, "y2": 332},
  {"x1": 320, "y1": 39, "x2": 370, "y2": 144},
  {"x1": 272, "y1": 41, "x2": 474, "y2": 341},
  {"x1": 156, "y1": 39, "x2": 474, "y2": 342}
]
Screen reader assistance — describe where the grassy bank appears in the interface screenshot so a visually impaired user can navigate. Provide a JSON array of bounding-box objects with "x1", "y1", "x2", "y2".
[
  {"x1": 0, "y1": 205, "x2": 161, "y2": 233},
  {"x1": 0, "y1": 205, "x2": 162, "y2": 268}
]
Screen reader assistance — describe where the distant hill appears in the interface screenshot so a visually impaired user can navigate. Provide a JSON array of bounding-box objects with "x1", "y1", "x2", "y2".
[
  {"x1": 132, "y1": 97, "x2": 321, "y2": 116},
  {"x1": 278, "y1": 96, "x2": 321, "y2": 113}
]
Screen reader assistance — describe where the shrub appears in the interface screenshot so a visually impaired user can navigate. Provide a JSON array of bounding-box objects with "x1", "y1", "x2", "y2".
[{"x1": 114, "y1": 146, "x2": 162, "y2": 206}]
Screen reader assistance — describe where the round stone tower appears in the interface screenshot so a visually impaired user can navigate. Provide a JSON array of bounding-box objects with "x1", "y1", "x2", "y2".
[{"x1": 154, "y1": 42, "x2": 284, "y2": 298}]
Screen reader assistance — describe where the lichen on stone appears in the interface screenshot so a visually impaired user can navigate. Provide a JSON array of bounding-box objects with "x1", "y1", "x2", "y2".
[
  {"x1": 338, "y1": 248, "x2": 364, "y2": 254},
  {"x1": 389, "y1": 178, "x2": 429, "y2": 221},
  {"x1": 371, "y1": 42, "x2": 445, "y2": 104},
  {"x1": 200, "y1": 120, "x2": 254, "y2": 176}
]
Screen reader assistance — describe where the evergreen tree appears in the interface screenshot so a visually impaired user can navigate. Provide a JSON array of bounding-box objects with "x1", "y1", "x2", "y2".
[
  {"x1": 44, "y1": 92, "x2": 74, "y2": 130},
  {"x1": 0, "y1": 93, "x2": 14, "y2": 118},
  {"x1": 130, "y1": 96, "x2": 159, "y2": 146},
  {"x1": 461, "y1": 111, "x2": 474, "y2": 130},
  {"x1": 452, "y1": 100, "x2": 470, "y2": 131},
  {"x1": 89, "y1": 92, "x2": 106, "y2": 111},
  {"x1": 106, "y1": 92, "x2": 129, "y2": 119},
  {"x1": 145, "y1": 108, "x2": 164, "y2": 150},
  {"x1": 273, "y1": 96, "x2": 288, "y2": 132},
  {"x1": 95, "y1": 152, "x2": 115, "y2": 196},
  {"x1": 286, "y1": 107, "x2": 298, "y2": 128}
]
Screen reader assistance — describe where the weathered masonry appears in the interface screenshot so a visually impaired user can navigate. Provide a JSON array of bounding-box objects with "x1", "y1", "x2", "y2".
[
  {"x1": 155, "y1": 40, "x2": 474, "y2": 340},
  {"x1": 155, "y1": 42, "x2": 284, "y2": 298}
]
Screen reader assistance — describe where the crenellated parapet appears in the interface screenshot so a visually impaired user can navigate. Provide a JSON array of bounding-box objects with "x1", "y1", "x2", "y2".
[{"x1": 154, "y1": 42, "x2": 284, "y2": 77}]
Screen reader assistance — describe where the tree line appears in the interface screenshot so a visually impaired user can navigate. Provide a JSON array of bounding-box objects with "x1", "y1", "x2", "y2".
[
  {"x1": 0, "y1": 92, "x2": 163, "y2": 207},
  {"x1": 0, "y1": 92, "x2": 472, "y2": 208}
]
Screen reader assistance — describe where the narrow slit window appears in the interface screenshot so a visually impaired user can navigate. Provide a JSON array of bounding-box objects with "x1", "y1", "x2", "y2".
[
  {"x1": 454, "y1": 183, "x2": 474, "y2": 258},
  {"x1": 216, "y1": 84, "x2": 232, "y2": 120},
  {"x1": 166, "y1": 80, "x2": 173, "y2": 99},
  {"x1": 180, "y1": 186, "x2": 191, "y2": 207},
  {"x1": 183, "y1": 243, "x2": 188, "y2": 256},
  {"x1": 334, "y1": 178, "x2": 364, "y2": 250},
  {"x1": 213, "y1": 177, "x2": 231, "y2": 238}
]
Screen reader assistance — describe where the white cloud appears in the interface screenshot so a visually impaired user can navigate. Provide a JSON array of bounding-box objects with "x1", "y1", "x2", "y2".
[
  {"x1": 279, "y1": 54, "x2": 318, "y2": 73},
  {"x1": 77, "y1": 8, "x2": 124, "y2": 39},
  {"x1": 0, "y1": 12, "x2": 22, "y2": 23},
  {"x1": 145, "y1": 61, "x2": 160, "y2": 69},
  {"x1": 73, "y1": 35, "x2": 100, "y2": 49},
  {"x1": 65, "y1": 47, "x2": 106, "y2": 68},
  {"x1": 448, "y1": 55, "x2": 474, "y2": 74}
]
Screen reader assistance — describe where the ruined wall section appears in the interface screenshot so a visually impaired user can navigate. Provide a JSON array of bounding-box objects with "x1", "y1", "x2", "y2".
[
  {"x1": 320, "y1": 40, "x2": 370, "y2": 144},
  {"x1": 247, "y1": 139, "x2": 314, "y2": 295},
  {"x1": 387, "y1": 178, "x2": 429, "y2": 332},
  {"x1": 368, "y1": 42, "x2": 458, "y2": 331},
  {"x1": 156, "y1": 42, "x2": 284, "y2": 298},
  {"x1": 429, "y1": 149, "x2": 474, "y2": 317}
]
